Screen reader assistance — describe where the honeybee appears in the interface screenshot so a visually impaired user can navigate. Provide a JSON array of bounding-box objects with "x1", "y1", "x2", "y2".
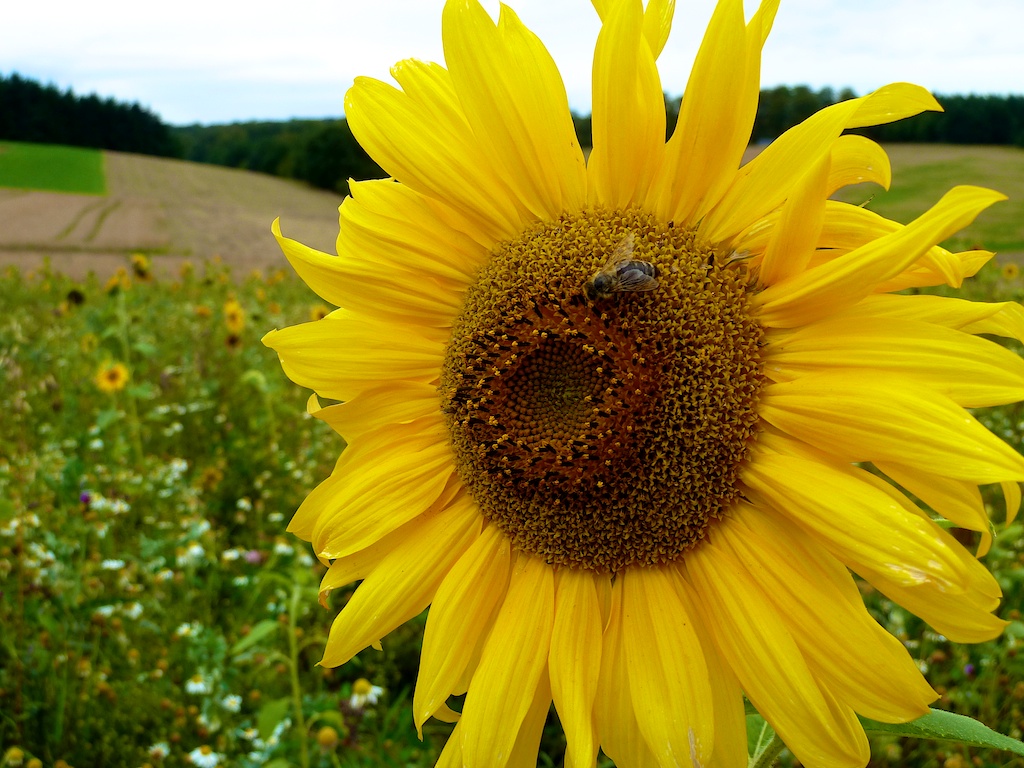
[{"x1": 583, "y1": 232, "x2": 660, "y2": 301}]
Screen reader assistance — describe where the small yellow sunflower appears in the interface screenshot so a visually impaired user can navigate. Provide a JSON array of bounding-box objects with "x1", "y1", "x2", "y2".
[
  {"x1": 94, "y1": 361, "x2": 130, "y2": 394},
  {"x1": 131, "y1": 253, "x2": 152, "y2": 281},
  {"x1": 223, "y1": 298, "x2": 246, "y2": 334},
  {"x1": 264, "y1": 1, "x2": 1024, "y2": 766},
  {"x1": 1002, "y1": 261, "x2": 1020, "y2": 281}
]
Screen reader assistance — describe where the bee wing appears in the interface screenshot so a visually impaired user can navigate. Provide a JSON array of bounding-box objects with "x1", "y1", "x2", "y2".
[
  {"x1": 615, "y1": 268, "x2": 659, "y2": 292},
  {"x1": 602, "y1": 231, "x2": 635, "y2": 268}
]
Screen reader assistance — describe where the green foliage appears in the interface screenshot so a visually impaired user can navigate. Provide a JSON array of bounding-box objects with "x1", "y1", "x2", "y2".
[
  {"x1": 664, "y1": 86, "x2": 1024, "y2": 148},
  {"x1": 0, "y1": 261, "x2": 449, "y2": 767},
  {"x1": 173, "y1": 119, "x2": 384, "y2": 193},
  {"x1": 3, "y1": 252, "x2": 1024, "y2": 767},
  {"x1": 0, "y1": 140, "x2": 107, "y2": 195},
  {"x1": 0, "y1": 73, "x2": 178, "y2": 157}
]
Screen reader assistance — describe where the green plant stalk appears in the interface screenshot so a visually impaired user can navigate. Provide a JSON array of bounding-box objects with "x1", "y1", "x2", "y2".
[
  {"x1": 115, "y1": 290, "x2": 145, "y2": 465},
  {"x1": 749, "y1": 730, "x2": 786, "y2": 768},
  {"x1": 289, "y1": 581, "x2": 310, "y2": 768}
]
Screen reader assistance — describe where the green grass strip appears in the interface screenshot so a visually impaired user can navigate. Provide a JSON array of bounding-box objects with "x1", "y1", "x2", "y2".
[{"x1": 0, "y1": 140, "x2": 107, "y2": 195}]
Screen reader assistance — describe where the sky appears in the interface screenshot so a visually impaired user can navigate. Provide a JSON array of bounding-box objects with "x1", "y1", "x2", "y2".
[{"x1": 3, "y1": 0, "x2": 1022, "y2": 126}]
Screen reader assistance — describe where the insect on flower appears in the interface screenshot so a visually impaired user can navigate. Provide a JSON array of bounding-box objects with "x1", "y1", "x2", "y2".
[{"x1": 583, "y1": 232, "x2": 660, "y2": 301}]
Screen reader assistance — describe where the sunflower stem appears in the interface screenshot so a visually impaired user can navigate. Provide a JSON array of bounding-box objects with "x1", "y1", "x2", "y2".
[
  {"x1": 288, "y1": 582, "x2": 310, "y2": 768},
  {"x1": 748, "y1": 730, "x2": 787, "y2": 768}
]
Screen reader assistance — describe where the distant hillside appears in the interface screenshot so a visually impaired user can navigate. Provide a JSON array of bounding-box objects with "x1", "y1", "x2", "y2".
[{"x1": 0, "y1": 147, "x2": 345, "y2": 279}]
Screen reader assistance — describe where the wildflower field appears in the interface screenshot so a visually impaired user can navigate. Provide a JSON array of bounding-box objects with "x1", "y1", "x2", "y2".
[{"x1": 4, "y1": 143, "x2": 1024, "y2": 768}]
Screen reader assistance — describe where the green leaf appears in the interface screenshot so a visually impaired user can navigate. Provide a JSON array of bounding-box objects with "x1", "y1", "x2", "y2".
[
  {"x1": 257, "y1": 696, "x2": 292, "y2": 741},
  {"x1": 133, "y1": 340, "x2": 159, "y2": 358},
  {"x1": 861, "y1": 709, "x2": 1024, "y2": 755},
  {"x1": 230, "y1": 619, "x2": 279, "y2": 656},
  {"x1": 95, "y1": 408, "x2": 122, "y2": 431},
  {"x1": 127, "y1": 382, "x2": 157, "y2": 400}
]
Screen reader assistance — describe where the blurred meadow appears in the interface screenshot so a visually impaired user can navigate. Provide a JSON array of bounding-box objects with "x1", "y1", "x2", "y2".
[{"x1": 3, "y1": 140, "x2": 1024, "y2": 768}]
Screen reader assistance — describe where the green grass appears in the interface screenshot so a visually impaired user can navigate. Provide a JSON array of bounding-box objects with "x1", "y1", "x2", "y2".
[
  {"x1": 3, "y1": 255, "x2": 1024, "y2": 768},
  {"x1": 0, "y1": 140, "x2": 107, "y2": 195},
  {"x1": 833, "y1": 144, "x2": 1024, "y2": 255}
]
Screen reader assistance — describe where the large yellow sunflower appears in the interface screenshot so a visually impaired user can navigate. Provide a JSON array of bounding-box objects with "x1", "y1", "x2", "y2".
[{"x1": 263, "y1": 1, "x2": 1024, "y2": 766}]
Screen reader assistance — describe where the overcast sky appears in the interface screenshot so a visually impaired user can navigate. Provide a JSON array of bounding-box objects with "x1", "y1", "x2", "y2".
[{"x1": 3, "y1": 0, "x2": 1022, "y2": 126}]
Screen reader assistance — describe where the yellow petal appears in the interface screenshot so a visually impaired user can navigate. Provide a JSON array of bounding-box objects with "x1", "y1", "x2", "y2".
[
  {"x1": 641, "y1": 0, "x2": 676, "y2": 59},
  {"x1": 309, "y1": 426, "x2": 456, "y2": 559},
  {"x1": 319, "y1": 493, "x2": 480, "y2": 667},
  {"x1": 549, "y1": 569, "x2": 602, "y2": 768},
  {"x1": 340, "y1": 176, "x2": 488, "y2": 268},
  {"x1": 845, "y1": 81, "x2": 943, "y2": 128},
  {"x1": 759, "y1": 150, "x2": 830, "y2": 285},
  {"x1": 826, "y1": 134, "x2": 891, "y2": 196},
  {"x1": 1003, "y1": 482, "x2": 1022, "y2": 525},
  {"x1": 345, "y1": 63, "x2": 528, "y2": 243},
  {"x1": 672, "y1": 570, "x2": 746, "y2": 768},
  {"x1": 306, "y1": 381, "x2": 439, "y2": 440},
  {"x1": 657, "y1": 0, "x2": 779, "y2": 224},
  {"x1": 759, "y1": 372, "x2": 1024, "y2": 482},
  {"x1": 318, "y1": 509, "x2": 451, "y2": 605},
  {"x1": 883, "y1": 249, "x2": 993, "y2": 292},
  {"x1": 415, "y1": 524, "x2": 512, "y2": 733},
  {"x1": 621, "y1": 566, "x2": 714, "y2": 768},
  {"x1": 507, "y1": 672, "x2": 553, "y2": 768},
  {"x1": 593, "y1": 579, "x2": 660, "y2": 766},
  {"x1": 719, "y1": 506, "x2": 936, "y2": 723},
  {"x1": 702, "y1": 83, "x2": 940, "y2": 242},
  {"x1": 272, "y1": 220, "x2": 462, "y2": 337},
  {"x1": 834, "y1": 293, "x2": 1024, "y2": 345},
  {"x1": 870, "y1": 577, "x2": 1007, "y2": 644},
  {"x1": 651, "y1": 0, "x2": 750, "y2": 223},
  {"x1": 764, "y1": 315, "x2": 1024, "y2": 407},
  {"x1": 875, "y1": 461, "x2": 993, "y2": 556},
  {"x1": 736, "y1": 201, "x2": 984, "y2": 293},
  {"x1": 686, "y1": 538, "x2": 870, "y2": 768},
  {"x1": 743, "y1": 444, "x2": 1005, "y2": 641},
  {"x1": 287, "y1": 418, "x2": 448, "y2": 542},
  {"x1": 435, "y1": 722, "x2": 464, "y2": 768},
  {"x1": 442, "y1": 0, "x2": 587, "y2": 219},
  {"x1": 588, "y1": 0, "x2": 665, "y2": 209},
  {"x1": 459, "y1": 555, "x2": 554, "y2": 768},
  {"x1": 262, "y1": 313, "x2": 444, "y2": 402},
  {"x1": 753, "y1": 186, "x2": 1006, "y2": 328}
]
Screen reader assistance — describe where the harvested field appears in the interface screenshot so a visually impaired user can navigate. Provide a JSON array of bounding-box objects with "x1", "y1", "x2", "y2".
[
  {"x1": 0, "y1": 149, "x2": 345, "y2": 279},
  {"x1": 3, "y1": 143, "x2": 1022, "y2": 279}
]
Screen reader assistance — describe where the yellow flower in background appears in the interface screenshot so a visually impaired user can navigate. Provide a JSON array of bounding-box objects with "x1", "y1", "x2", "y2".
[
  {"x1": 1002, "y1": 261, "x2": 1020, "y2": 280},
  {"x1": 309, "y1": 303, "x2": 330, "y2": 322},
  {"x1": 104, "y1": 268, "x2": 131, "y2": 294},
  {"x1": 94, "y1": 361, "x2": 130, "y2": 394},
  {"x1": 223, "y1": 298, "x2": 245, "y2": 334},
  {"x1": 130, "y1": 253, "x2": 152, "y2": 281},
  {"x1": 264, "y1": 1, "x2": 1024, "y2": 766}
]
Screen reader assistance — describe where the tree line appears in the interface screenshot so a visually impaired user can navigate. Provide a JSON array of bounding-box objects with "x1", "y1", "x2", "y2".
[
  {"x1": 0, "y1": 73, "x2": 178, "y2": 157},
  {"x1": 3, "y1": 73, "x2": 1024, "y2": 194}
]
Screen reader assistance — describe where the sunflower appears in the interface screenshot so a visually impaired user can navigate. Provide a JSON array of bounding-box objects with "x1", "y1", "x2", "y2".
[
  {"x1": 223, "y1": 297, "x2": 246, "y2": 334},
  {"x1": 94, "y1": 361, "x2": 130, "y2": 394},
  {"x1": 263, "y1": 1, "x2": 1024, "y2": 766}
]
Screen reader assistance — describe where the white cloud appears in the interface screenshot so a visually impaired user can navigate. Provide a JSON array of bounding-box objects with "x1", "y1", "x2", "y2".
[{"x1": 2, "y1": 0, "x2": 1021, "y2": 124}]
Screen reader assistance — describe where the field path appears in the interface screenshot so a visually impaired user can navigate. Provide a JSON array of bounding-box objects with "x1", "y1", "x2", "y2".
[{"x1": 0, "y1": 150, "x2": 346, "y2": 279}]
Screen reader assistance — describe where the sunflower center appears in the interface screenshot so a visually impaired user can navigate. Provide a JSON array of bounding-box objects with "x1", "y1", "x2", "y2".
[{"x1": 440, "y1": 208, "x2": 765, "y2": 572}]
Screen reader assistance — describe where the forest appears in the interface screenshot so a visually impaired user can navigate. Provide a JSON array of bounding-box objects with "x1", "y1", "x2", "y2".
[{"x1": 3, "y1": 72, "x2": 1024, "y2": 194}]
